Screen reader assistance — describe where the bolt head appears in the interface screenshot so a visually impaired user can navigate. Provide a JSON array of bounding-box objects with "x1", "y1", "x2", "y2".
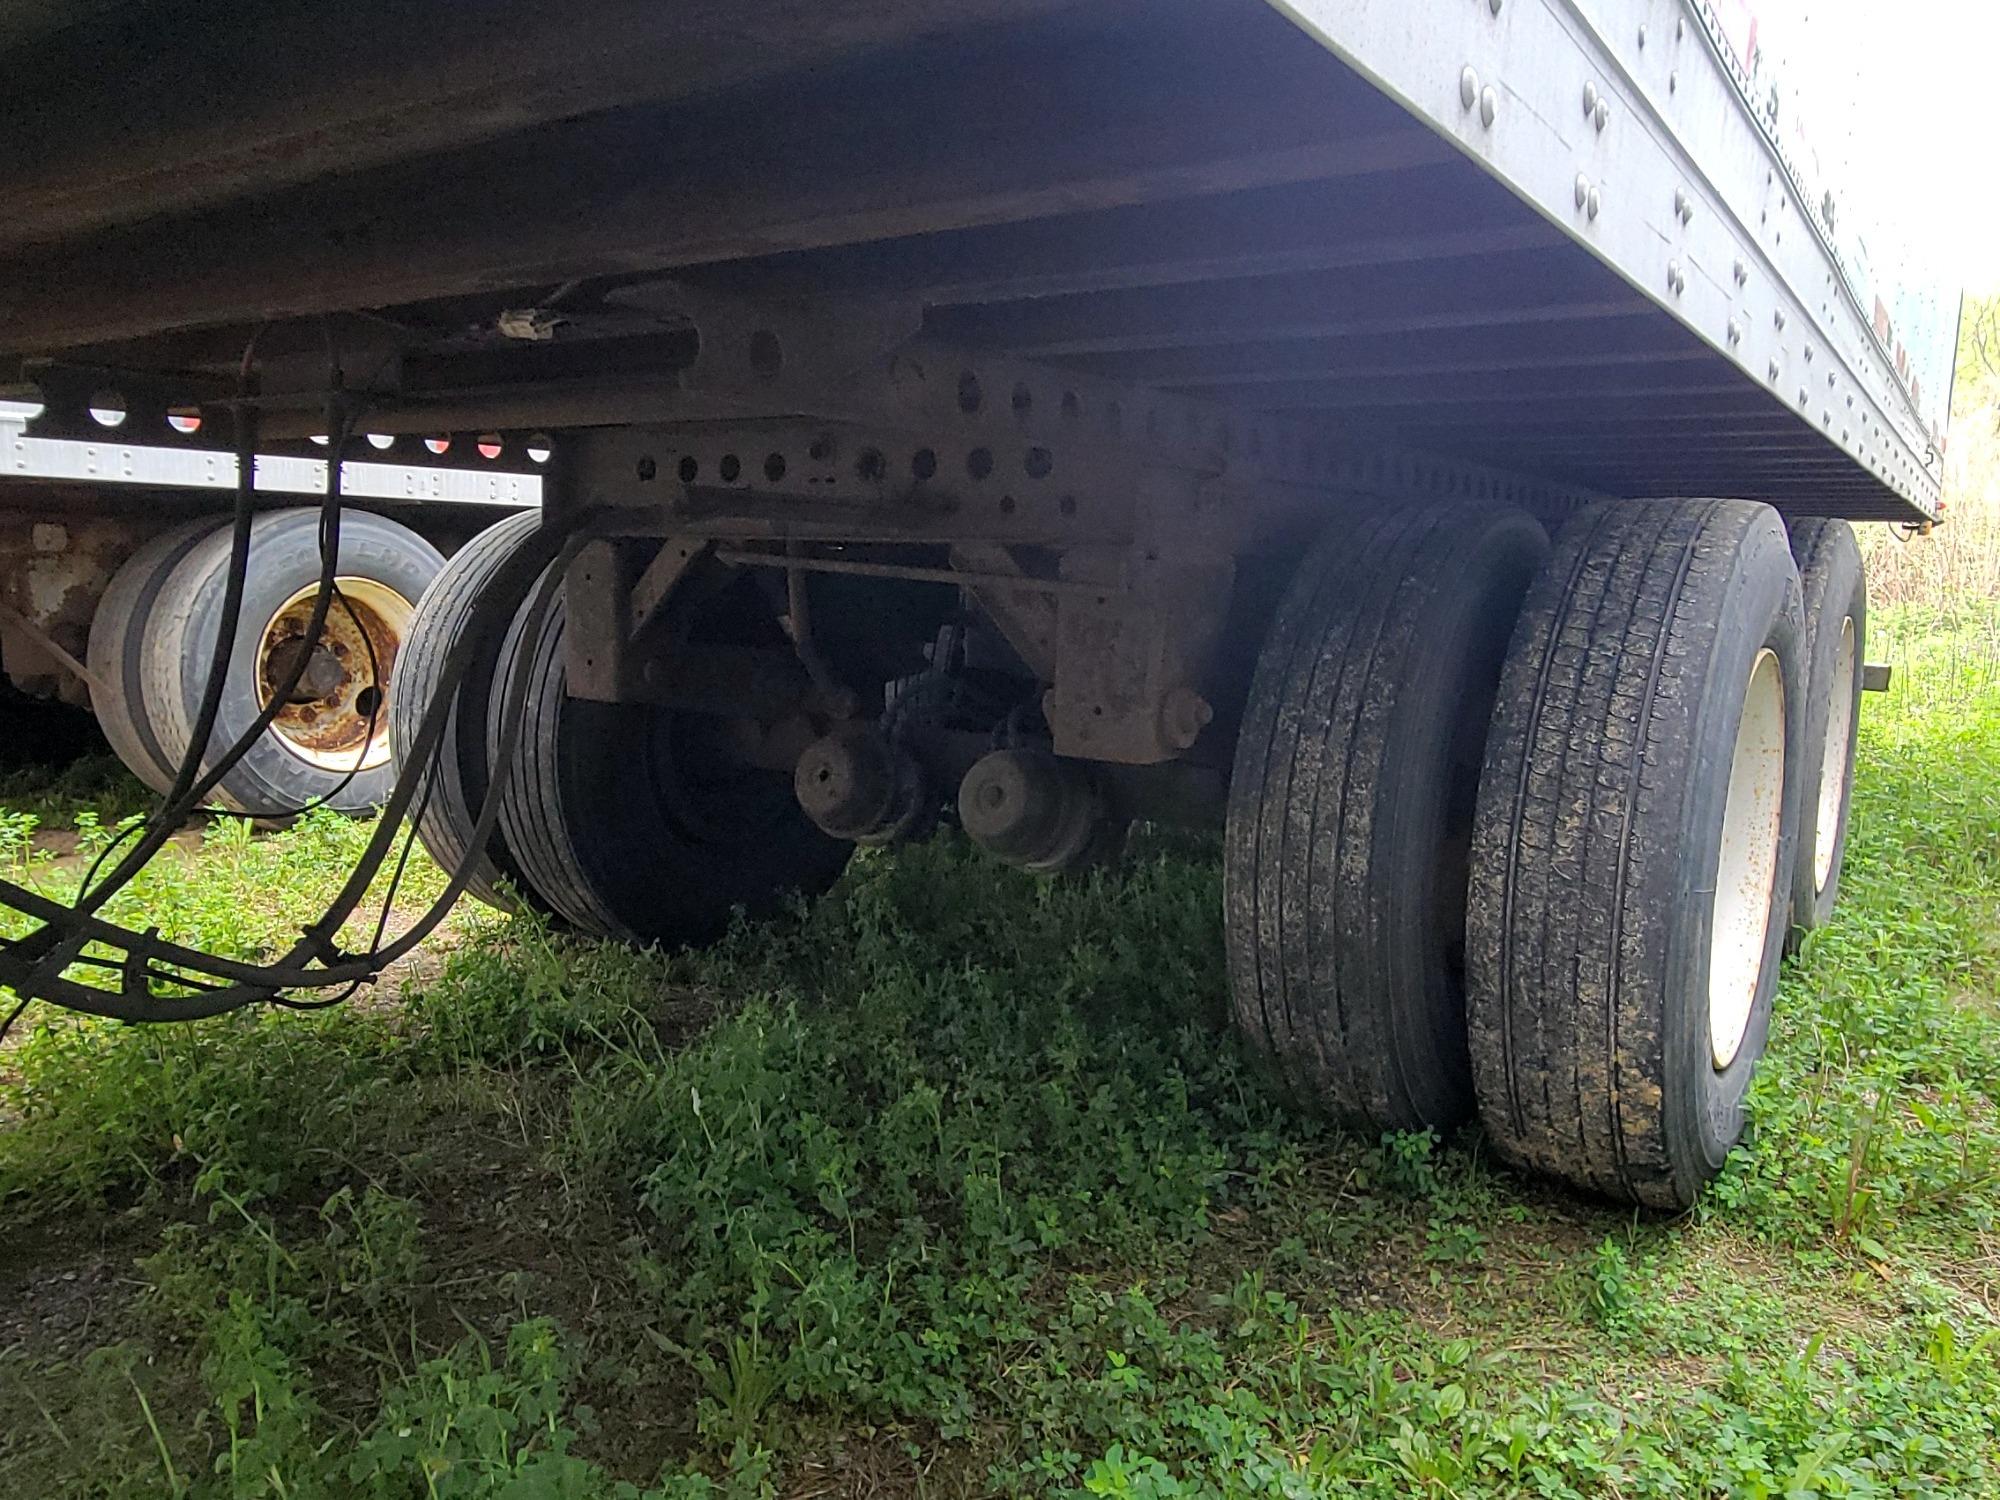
[
  {"x1": 1160, "y1": 687, "x2": 1214, "y2": 751},
  {"x1": 1460, "y1": 65, "x2": 1480, "y2": 110},
  {"x1": 1727, "y1": 318, "x2": 1743, "y2": 344},
  {"x1": 1574, "y1": 173, "x2": 1590, "y2": 209},
  {"x1": 1585, "y1": 186, "x2": 1601, "y2": 220},
  {"x1": 1479, "y1": 86, "x2": 1498, "y2": 127},
  {"x1": 1593, "y1": 98, "x2": 1611, "y2": 130},
  {"x1": 1583, "y1": 80, "x2": 1599, "y2": 116}
]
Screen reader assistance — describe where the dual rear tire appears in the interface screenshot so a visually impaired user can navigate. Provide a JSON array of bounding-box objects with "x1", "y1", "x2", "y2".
[
  {"x1": 88, "y1": 508, "x2": 443, "y2": 813},
  {"x1": 1227, "y1": 496, "x2": 1847, "y2": 1209},
  {"x1": 1224, "y1": 502, "x2": 1548, "y2": 1133},
  {"x1": 1465, "y1": 501, "x2": 1804, "y2": 1208},
  {"x1": 392, "y1": 517, "x2": 849, "y2": 945}
]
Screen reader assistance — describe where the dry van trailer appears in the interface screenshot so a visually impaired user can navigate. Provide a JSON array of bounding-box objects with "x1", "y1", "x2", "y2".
[{"x1": 0, "y1": 0, "x2": 1950, "y2": 1206}]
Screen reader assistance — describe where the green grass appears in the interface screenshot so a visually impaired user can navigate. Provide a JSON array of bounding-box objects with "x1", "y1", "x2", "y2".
[{"x1": 1, "y1": 603, "x2": 1997, "y2": 1497}]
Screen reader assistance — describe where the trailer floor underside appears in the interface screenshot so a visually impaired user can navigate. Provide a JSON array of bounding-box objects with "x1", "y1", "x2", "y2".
[{"x1": 0, "y1": 0, "x2": 1930, "y2": 521}]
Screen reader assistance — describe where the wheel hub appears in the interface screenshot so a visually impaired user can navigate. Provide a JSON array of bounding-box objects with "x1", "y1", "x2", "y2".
[{"x1": 254, "y1": 578, "x2": 414, "y2": 773}]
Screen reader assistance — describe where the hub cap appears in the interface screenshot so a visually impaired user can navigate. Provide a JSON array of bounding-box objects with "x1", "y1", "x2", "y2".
[
  {"x1": 1708, "y1": 648, "x2": 1786, "y2": 1070},
  {"x1": 254, "y1": 578, "x2": 414, "y2": 773}
]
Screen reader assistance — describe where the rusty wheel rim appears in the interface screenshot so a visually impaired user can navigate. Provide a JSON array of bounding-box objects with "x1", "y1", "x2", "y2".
[{"x1": 253, "y1": 578, "x2": 414, "y2": 774}]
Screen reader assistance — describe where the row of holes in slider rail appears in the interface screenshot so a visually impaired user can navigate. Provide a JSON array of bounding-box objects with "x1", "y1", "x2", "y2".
[
  {"x1": 941, "y1": 368, "x2": 1570, "y2": 510},
  {"x1": 642, "y1": 432, "x2": 1567, "y2": 515},
  {"x1": 53, "y1": 395, "x2": 552, "y2": 464},
  {"x1": 637, "y1": 441, "x2": 1076, "y2": 517}
]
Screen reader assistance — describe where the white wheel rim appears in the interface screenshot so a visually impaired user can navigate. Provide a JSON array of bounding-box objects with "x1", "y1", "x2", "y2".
[
  {"x1": 1813, "y1": 616, "x2": 1856, "y2": 894},
  {"x1": 1709, "y1": 648, "x2": 1786, "y2": 1071},
  {"x1": 254, "y1": 577, "x2": 415, "y2": 774}
]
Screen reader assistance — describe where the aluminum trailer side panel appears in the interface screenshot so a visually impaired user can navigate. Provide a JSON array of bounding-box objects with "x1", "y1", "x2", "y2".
[{"x1": 1267, "y1": 0, "x2": 1943, "y2": 522}]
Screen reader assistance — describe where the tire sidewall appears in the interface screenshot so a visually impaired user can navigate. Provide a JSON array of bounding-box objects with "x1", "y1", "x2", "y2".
[
  {"x1": 87, "y1": 516, "x2": 226, "y2": 793},
  {"x1": 391, "y1": 509, "x2": 542, "y2": 909},
  {"x1": 1790, "y1": 523, "x2": 1866, "y2": 934},
  {"x1": 1665, "y1": 514, "x2": 1805, "y2": 1196}
]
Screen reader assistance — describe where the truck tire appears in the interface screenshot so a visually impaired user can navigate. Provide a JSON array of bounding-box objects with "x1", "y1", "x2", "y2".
[
  {"x1": 86, "y1": 516, "x2": 227, "y2": 794},
  {"x1": 1785, "y1": 517, "x2": 1865, "y2": 942},
  {"x1": 1467, "y1": 499, "x2": 1804, "y2": 1209},
  {"x1": 390, "y1": 510, "x2": 542, "y2": 911},
  {"x1": 1224, "y1": 502, "x2": 1550, "y2": 1133},
  {"x1": 491, "y1": 564, "x2": 852, "y2": 946},
  {"x1": 143, "y1": 508, "x2": 444, "y2": 814}
]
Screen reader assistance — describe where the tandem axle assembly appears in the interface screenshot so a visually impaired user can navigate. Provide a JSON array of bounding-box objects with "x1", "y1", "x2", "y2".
[{"x1": 2, "y1": 281, "x2": 1873, "y2": 1215}]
